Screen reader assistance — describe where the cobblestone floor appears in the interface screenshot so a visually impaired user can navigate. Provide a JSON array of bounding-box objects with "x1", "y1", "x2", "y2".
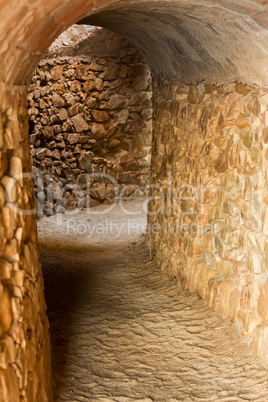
[{"x1": 38, "y1": 200, "x2": 268, "y2": 401}]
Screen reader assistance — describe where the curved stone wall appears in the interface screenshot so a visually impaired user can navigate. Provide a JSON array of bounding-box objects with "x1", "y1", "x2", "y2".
[
  {"x1": 0, "y1": 1, "x2": 268, "y2": 400},
  {"x1": 0, "y1": 85, "x2": 52, "y2": 401},
  {"x1": 28, "y1": 27, "x2": 152, "y2": 216},
  {"x1": 148, "y1": 80, "x2": 268, "y2": 368}
]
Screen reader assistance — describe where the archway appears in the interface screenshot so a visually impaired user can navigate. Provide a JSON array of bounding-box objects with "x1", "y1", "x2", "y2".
[
  {"x1": 28, "y1": 25, "x2": 153, "y2": 217},
  {"x1": 0, "y1": 1, "x2": 268, "y2": 400}
]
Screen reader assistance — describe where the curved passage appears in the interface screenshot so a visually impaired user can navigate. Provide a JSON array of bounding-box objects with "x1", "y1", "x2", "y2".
[
  {"x1": 0, "y1": 1, "x2": 268, "y2": 400},
  {"x1": 0, "y1": 1, "x2": 267, "y2": 85},
  {"x1": 38, "y1": 201, "x2": 268, "y2": 400},
  {"x1": 81, "y1": 0, "x2": 268, "y2": 85}
]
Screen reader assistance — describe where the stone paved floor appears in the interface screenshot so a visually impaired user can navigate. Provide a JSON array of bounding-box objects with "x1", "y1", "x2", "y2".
[{"x1": 38, "y1": 200, "x2": 268, "y2": 401}]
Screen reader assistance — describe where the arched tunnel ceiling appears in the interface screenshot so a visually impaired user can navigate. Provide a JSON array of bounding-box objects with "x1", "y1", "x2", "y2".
[{"x1": 79, "y1": 0, "x2": 268, "y2": 86}]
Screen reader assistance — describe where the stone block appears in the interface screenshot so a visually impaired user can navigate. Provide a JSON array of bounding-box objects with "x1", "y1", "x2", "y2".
[
  {"x1": 42, "y1": 126, "x2": 54, "y2": 139},
  {"x1": 90, "y1": 122, "x2": 106, "y2": 139},
  {"x1": 91, "y1": 110, "x2": 109, "y2": 122},
  {"x1": 249, "y1": 249, "x2": 263, "y2": 274},
  {"x1": 75, "y1": 65, "x2": 90, "y2": 80},
  {"x1": 52, "y1": 94, "x2": 65, "y2": 107},
  {"x1": 0, "y1": 285, "x2": 12, "y2": 332},
  {"x1": 108, "y1": 94, "x2": 128, "y2": 109},
  {"x1": 79, "y1": 152, "x2": 93, "y2": 172},
  {"x1": 115, "y1": 150, "x2": 134, "y2": 165},
  {"x1": 51, "y1": 65, "x2": 63, "y2": 80},
  {"x1": 58, "y1": 108, "x2": 68, "y2": 121},
  {"x1": 68, "y1": 104, "x2": 79, "y2": 116},
  {"x1": 100, "y1": 64, "x2": 118, "y2": 80},
  {"x1": 71, "y1": 115, "x2": 89, "y2": 132}
]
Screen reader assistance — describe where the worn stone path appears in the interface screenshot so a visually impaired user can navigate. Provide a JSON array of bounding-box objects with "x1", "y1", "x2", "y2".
[{"x1": 38, "y1": 201, "x2": 268, "y2": 401}]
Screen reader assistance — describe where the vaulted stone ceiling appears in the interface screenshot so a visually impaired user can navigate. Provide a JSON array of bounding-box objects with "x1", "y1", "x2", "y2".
[
  {"x1": 79, "y1": 0, "x2": 268, "y2": 85},
  {"x1": 0, "y1": 0, "x2": 267, "y2": 85}
]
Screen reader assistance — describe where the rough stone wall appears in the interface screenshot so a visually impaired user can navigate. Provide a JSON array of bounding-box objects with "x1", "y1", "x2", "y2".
[
  {"x1": 0, "y1": 1, "x2": 268, "y2": 400},
  {"x1": 147, "y1": 80, "x2": 268, "y2": 367},
  {"x1": 45, "y1": 25, "x2": 134, "y2": 60},
  {"x1": 0, "y1": 84, "x2": 52, "y2": 401},
  {"x1": 28, "y1": 27, "x2": 152, "y2": 216}
]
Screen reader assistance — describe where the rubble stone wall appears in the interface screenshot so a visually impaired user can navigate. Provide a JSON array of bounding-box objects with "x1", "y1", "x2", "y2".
[
  {"x1": 147, "y1": 80, "x2": 268, "y2": 367},
  {"x1": 0, "y1": 84, "x2": 52, "y2": 401},
  {"x1": 28, "y1": 37, "x2": 152, "y2": 216},
  {"x1": 1, "y1": 0, "x2": 268, "y2": 400}
]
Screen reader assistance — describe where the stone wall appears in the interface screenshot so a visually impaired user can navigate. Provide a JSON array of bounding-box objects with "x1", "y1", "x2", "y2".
[
  {"x1": 147, "y1": 80, "x2": 268, "y2": 367},
  {"x1": 0, "y1": 0, "x2": 268, "y2": 400},
  {"x1": 28, "y1": 27, "x2": 152, "y2": 216},
  {"x1": 0, "y1": 84, "x2": 52, "y2": 401}
]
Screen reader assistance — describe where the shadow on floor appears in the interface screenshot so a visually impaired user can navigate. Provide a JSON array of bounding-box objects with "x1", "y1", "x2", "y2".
[{"x1": 40, "y1": 243, "x2": 100, "y2": 400}]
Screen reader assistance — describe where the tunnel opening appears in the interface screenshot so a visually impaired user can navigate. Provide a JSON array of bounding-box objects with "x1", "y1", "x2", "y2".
[
  {"x1": 1, "y1": 1, "x2": 268, "y2": 400},
  {"x1": 27, "y1": 24, "x2": 155, "y2": 398},
  {"x1": 28, "y1": 25, "x2": 153, "y2": 218}
]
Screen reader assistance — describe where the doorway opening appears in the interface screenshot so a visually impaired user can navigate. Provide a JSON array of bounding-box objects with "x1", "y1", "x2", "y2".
[{"x1": 28, "y1": 24, "x2": 153, "y2": 218}]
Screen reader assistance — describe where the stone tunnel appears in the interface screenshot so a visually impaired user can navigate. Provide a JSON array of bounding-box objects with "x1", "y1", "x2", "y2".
[{"x1": 1, "y1": 0, "x2": 268, "y2": 400}]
